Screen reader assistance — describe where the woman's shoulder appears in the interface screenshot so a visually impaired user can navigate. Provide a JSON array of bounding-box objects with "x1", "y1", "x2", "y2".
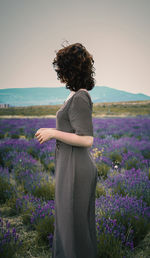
[
  {"x1": 74, "y1": 90, "x2": 93, "y2": 105},
  {"x1": 70, "y1": 90, "x2": 93, "y2": 110}
]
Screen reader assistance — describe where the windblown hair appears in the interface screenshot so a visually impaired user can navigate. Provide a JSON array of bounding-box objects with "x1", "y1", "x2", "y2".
[{"x1": 52, "y1": 42, "x2": 95, "y2": 91}]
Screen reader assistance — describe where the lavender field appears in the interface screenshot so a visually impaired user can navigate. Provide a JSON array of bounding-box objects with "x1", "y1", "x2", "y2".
[{"x1": 0, "y1": 117, "x2": 150, "y2": 258}]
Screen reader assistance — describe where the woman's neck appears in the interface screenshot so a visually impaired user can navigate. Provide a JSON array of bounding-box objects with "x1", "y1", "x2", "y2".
[
  {"x1": 78, "y1": 88, "x2": 88, "y2": 92},
  {"x1": 70, "y1": 88, "x2": 88, "y2": 93}
]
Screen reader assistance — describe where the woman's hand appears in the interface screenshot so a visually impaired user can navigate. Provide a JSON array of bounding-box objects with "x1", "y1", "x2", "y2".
[
  {"x1": 35, "y1": 128, "x2": 55, "y2": 144},
  {"x1": 35, "y1": 128, "x2": 93, "y2": 147}
]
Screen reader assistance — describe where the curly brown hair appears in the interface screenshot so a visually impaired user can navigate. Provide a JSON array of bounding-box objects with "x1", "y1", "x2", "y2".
[{"x1": 52, "y1": 42, "x2": 95, "y2": 91}]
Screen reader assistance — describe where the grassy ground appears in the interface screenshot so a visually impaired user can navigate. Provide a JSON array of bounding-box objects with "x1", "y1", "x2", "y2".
[
  {"x1": 0, "y1": 100, "x2": 150, "y2": 117},
  {"x1": 93, "y1": 100, "x2": 150, "y2": 117},
  {"x1": 131, "y1": 232, "x2": 150, "y2": 258},
  {"x1": 1, "y1": 204, "x2": 150, "y2": 257},
  {"x1": 124, "y1": 231, "x2": 150, "y2": 258},
  {"x1": 0, "y1": 206, "x2": 52, "y2": 258}
]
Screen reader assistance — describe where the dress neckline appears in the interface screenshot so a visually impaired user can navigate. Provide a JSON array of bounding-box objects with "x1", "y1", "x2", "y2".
[
  {"x1": 64, "y1": 89, "x2": 91, "y2": 104},
  {"x1": 57, "y1": 89, "x2": 92, "y2": 114},
  {"x1": 58, "y1": 90, "x2": 93, "y2": 117},
  {"x1": 64, "y1": 91, "x2": 76, "y2": 103}
]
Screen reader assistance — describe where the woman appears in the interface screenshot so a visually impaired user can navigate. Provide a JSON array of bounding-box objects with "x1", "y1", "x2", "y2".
[{"x1": 35, "y1": 42, "x2": 98, "y2": 258}]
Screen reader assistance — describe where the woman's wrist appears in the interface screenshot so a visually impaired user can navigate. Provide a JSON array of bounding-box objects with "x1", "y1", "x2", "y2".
[
  {"x1": 49, "y1": 128, "x2": 57, "y2": 139},
  {"x1": 52, "y1": 129, "x2": 93, "y2": 147}
]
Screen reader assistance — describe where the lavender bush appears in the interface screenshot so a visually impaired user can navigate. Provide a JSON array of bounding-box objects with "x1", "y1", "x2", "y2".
[
  {"x1": 0, "y1": 117, "x2": 150, "y2": 257},
  {"x1": 0, "y1": 167, "x2": 16, "y2": 204},
  {"x1": 104, "y1": 168, "x2": 150, "y2": 205},
  {"x1": 15, "y1": 194, "x2": 55, "y2": 250},
  {"x1": 96, "y1": 193, "x2": 150, "y2": 252},
  {"x1": 0, "y1": 217, "x2": 22, "y2": 258}
]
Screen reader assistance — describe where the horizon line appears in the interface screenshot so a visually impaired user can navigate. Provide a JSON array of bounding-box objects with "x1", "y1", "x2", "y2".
[{"x1": 0, "y1": 86, "x2": 150, "y2": 97}]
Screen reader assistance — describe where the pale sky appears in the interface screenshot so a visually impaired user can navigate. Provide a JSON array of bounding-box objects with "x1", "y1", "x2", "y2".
[{"x1": 0, "y1": 0, "x2": 150, "y2": 95}]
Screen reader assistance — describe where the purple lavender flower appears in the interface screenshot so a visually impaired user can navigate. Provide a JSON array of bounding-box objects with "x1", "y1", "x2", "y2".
[
  {"x1": 104, "y1": 168, "x2": 150, "y2": 205},
  {"x1": 0, "y1": 217, "x2": 22, "y2": 256}
]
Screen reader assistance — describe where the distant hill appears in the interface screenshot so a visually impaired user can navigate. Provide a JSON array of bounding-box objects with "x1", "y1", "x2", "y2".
[{"x1": 0, "y1": 86, "x2": 150, "y2": 107}]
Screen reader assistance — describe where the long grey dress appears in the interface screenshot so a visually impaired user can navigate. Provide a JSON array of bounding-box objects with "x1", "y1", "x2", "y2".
[{"x1": 52, "y1": 90, "x2": 98, "y2": 258}]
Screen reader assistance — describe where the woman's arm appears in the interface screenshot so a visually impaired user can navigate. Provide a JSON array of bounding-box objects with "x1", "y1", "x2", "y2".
[{"x1": 35, "y1": 128, "x2": 93, "y2": 147}]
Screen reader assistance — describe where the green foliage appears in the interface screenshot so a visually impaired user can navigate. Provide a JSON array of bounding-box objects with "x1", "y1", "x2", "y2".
[
  {"x1": 113, "y1": 134, "x2": 122, "y2": 139},
  {"x1": 0, "y1": 153, "x2": 4, "y2": 167},
  {"x1": 0, "y1": 242, "x2": 20, "y2": 258},
  {"x1": 141, "y1": 149, "x2": 150, "y2": 160},
  {"x1": 32, "y1": 180, "x2": 55, "y2": 200},
  {"x1": 19, "y1": 127, "x2": 25, "y2": 134},
  {"x1": 112, "y1": 182, "x2": 126, "y2": 197},
  {"x1": 0, "y1": 132, "x2": 4, "y2": 139},
  {"x1": 133, "y1": 126, "x2": 140, "y2": 129},
  {"x1": 111, "y1": 212, "x2": 150, "y2": 248},
  {"x1": 14, "y1": 161, "x2": 42, "y2": 184},
  {"x1": 97, "y1": 232, "x2": 124, "y2": 258},
  {"x1": 109, "y1": 151, "x2": 122, "y2": 164},
  {"x1": 11, "y1": 133, "x2": 19, "y2": 139},
  {"x1": 137, "y1": 135, "x2": 142, "y2": 140},
  {"x1": 123, "y1": 147, "x2": 128, "y2": 154},
  {"x1": 35, "y1": 216, "x2": 54, "y2": 245},
  {"x1": 100, "y1": 135, "x2": 106, "y2": 139},
  {"x1": 5, "y1": 196, "x2": 19, "y2": 215},
  {"x1": 21, "y1": 205, "x2": 35, "y2": 227},
  {"x1": 4, "y1": 132, "x2": 11, "y2": 138},
  {"x1": 96, "y1": 184, "x2": 106, "y2": 198},
  {"x1": 40, "y1": 156, "x2": 55, "y2": 172},
  {"x1": 22, "y1": 209, "x2": 33, "y2": 226},
  {"x1": 46, "y1": 162, "x2": 55, "y2": 173},
  {"x1": 96, "y1": 162, "x2": 110, "y2": 179},
  {"x1": 130, "y1": 216, "x2": 150, "y2": 246},
  {"x1": 1, "y1": 100, "x2": 150, "y2": 117},
  {"x1": 0, "y1": 105, "x2": 61, "y2": 116},
  {"x1": 0, "y1": 177, "x2": 16, "y2": 204},
  {"x1": 27, "y1": 146, "x2": 39, "y2": 159},
  {"x1": 93, "y1": 101, "x2": 150, "y2": 117},
  {"x1": 125, "y1": 157, "x2": 140, "y2": 170}
]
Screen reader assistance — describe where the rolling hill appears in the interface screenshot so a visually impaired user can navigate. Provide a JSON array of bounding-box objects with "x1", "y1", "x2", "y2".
[{"x1": 0, "y1": 86, "x2": 150, "y2": 107}]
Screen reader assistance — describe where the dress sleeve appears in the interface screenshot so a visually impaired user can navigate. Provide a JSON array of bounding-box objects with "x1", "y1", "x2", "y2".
[{"x1": 68, "y1": 93, "x2": 93, "y2": 136}]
